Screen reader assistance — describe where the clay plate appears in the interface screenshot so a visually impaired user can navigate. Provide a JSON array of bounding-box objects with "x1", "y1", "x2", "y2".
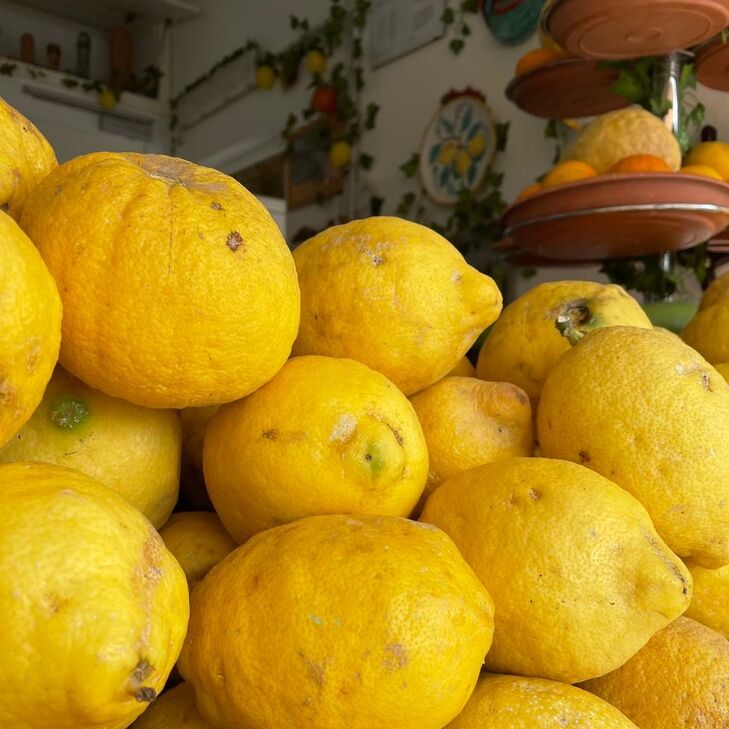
[
  {"x1": 503, "y1": 174, "x2": 729, "y2": 261},
  {"x1": 697, "y1": 35, "x2": 729, "y2": 91},
  {"x1": 506, "y1": 58, "x2": 627, "y2": 119},
  {"x1": 546, "y1": 0, "x2": 729, "y2": 59}
]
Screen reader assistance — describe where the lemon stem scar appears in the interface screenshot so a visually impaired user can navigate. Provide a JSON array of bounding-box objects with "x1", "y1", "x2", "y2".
[
  {"x1": 556, "y1": 301, "x2": 593, "y2": 347},
  {"x1": 365, "y1": 442, "x2": 386, "y2": 476},
  {"x1": 49, "y1": 396, "x2": 89, "y2": 430}
]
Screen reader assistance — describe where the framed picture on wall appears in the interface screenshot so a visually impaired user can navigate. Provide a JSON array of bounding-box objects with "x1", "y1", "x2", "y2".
[{"x1": 284, "y1": 117, "x2": 345, "y2": 210}]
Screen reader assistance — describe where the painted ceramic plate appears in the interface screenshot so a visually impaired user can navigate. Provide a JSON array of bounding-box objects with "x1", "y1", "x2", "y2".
[
  {"x1": 419, "y1": 95, "x2": 496, "y2": 206},
  {"x1": 482, "y1": 0, "x2": 547, "y2": 45}
]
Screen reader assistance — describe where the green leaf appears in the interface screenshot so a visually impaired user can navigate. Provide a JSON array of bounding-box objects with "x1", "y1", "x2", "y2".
[
  {"x1": 359, "y1": 152, "x2": 374, "y2": 170},
  {"x1": 400, "y1": 153, "x2": 420, "y2": 177},
  {"x1": 649, "y1": 98, "x2": 672, "y2": 117},
  {"x1": 460, "y1": 0, "x2": 478, "y2": 12},
  {"x1": 610, "y1": 68, "x2": 647, "y2": 104},
  {"x1": 449, "y1": 38, "x2": 465, "y2": 54},
  {"x1": 461, "y1": 23, "x2": 471, "y2": 37},
  {"x1": 544, "y1": 119, "x2": 558, "y2": 139},
  {"x1": 496, "y1": 122, "x2": 510, "y2": 152},
  {"x1": 441, "y1": 7, "x2": 455, "y2": 24},
  {"x1": 679, "y1": 63, "x2": 697, "y2": 92},
  {"x1": 365, "y1": 102, "x2": 380, "y2": 130}
]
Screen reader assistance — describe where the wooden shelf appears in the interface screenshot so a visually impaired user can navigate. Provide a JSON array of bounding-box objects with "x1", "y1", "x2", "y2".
[{"x1": 7, "y1": 0, "x2": 200, "y2": 28}]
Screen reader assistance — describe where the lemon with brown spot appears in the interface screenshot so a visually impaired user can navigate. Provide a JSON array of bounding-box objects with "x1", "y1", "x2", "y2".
[
  {"x1": 159, "y1": 512, "x2": 236, "y2": 586},
  {"x1": 446, "y1": 675, "x2": 638, "y2": 728},
  {"x1": 293, "y1": 217, "x2": 502, "y2": 395},
  {"x1": 477, "y1": 281, "x2": 651, "y2": 406},
  {"x1": 684, "y1": 560, "x2": 729, "y2": 638},
  {"x1": 0, "y1": 367, "x2": 181, "y2": 527},
  {"x1": 539, "y1": 326, "x2": 729, "y2": 568},
  {"x1": 204, "y1": 355, "x2": 428, "y2": 542},
  {"x1": 421, "y1": 457, "x2": 691, "y2": 683},
  {"x1": 20, "y1": 152, "x2": 300, "y2": 409},
  {"x1": 582, "y1": 618, "x2": 729, "y2": 728},
  {"x1": 0, "y1": 96, "x2": 57, "y2": 219},
  {"x1": 0, "y1": 211, "x2": 62, "y2": 448},
  {"x1": 131, "y1": 683, "x2": 211, "y2": 728},
  {"x1": 410, "y1": 377, "x2": 533, "y2": 500},
  {"x1": 0, "y1": 461, "x2": 188, "y2": 729},
  {"x1": 178, "y1": 514, "x2": 494, "y2": 729}
]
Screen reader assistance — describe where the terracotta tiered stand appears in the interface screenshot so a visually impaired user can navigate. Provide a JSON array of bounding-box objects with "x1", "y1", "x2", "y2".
[{"x1": 501, "y1": 0, "x2": 729, "y2": 266}]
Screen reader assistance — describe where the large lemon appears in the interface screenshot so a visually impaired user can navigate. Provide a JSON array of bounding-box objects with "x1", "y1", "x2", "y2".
[
  {"x1": 582, "y1": 618, "x2": 729, "y2": 728},
  {"x1": 293, "y1": 217, "x2": 502, "y2": 395},
  {"x1": 0, "y1": 462, "x2": 189, "y2": 728},
  {"x1": 682, "y1": 300, "x2": 729, "y2": 363},
  {"x1": 204, "y1": 356, "x2": 428, "y2": 542},
  {"x1": 538, "y1": 326, "x2": 729, "y2": 568},
  {"x1": 0, "y1": 211, "x2": 62, "y2": 447},
  {"x1": 477, "y1": 281, "x2": 651, "y2": 405},
  {"x1": 421, "y1": 457, "x2": 690, "y2": 683},
  {"x1": 564, "y1": 107, "x2": 681, "y2": 173},
  {"x1": 0, "y1": 367, "x2": 181, "y2": 526},
  {"x1": 179, "y1": 514, "x2": 494, "y2": 729},
  {"x1": 685, "y1": 141, "x2": 729, "y2": 180},
  {"x1": 446, "y1": 675, "x2": 638, "y2": 728},
  {"x1": 0, "y1": 97, "x2": 57, "y2": 219},
  {"x1": 409, "y1": 376, "x2": 533, "y2": 500},
  {"x1": 20, "y1": 152, "x2": 300, "y2": 409}
]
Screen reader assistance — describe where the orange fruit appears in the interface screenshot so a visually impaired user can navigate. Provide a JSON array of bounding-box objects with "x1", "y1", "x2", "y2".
[
  {"x1": 515, "y1": 48, "x2": 572, "y2": 76},
  {"x1": 680, "y1": 165, "x2": 724, "y2": 181},
  {"x1": 542, "y1": 161, "x2": 598, "y2": 188},
  {"x1": 608, "y1": 154, "x2": 672, "y2": 174},
  {"x1": 516, "y1": 182, "x2": 543, "y2": 202},
  {"x1": 20, "y1": 153, "x2": 300, "y2": 409}
]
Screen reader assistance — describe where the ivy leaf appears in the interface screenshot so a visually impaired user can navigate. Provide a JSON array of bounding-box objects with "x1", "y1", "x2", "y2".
[
  {"x1": 544, "y1": 119, "x2": 558, "y2": 139},
  {"x1": 400, "y1": 153, "x2": 420, "y2": 177},
  {"x1": 441, "y1": 7, "x2": 455, "y2": 24},
  {"x1": 679, "y1": 63, "x2": 697, "y2": 92},
  {"x1": 610, "y1": 68, "x2": 647, "y2": 104},
  {"x1": 649, "y1": 98, "x2": 672, "y2": 117},
  {"x1": 449, "y1": 38, "x2": 465, "y2": 54},
  {"x1": 496, "y1": 122, "x2": 510, "y2": 152},
  {"x1": 462, "y1": 23, "x2": 471, "y2": 37},
  {"x1": 460, "y1": 0, "x2": 478, "y2": 12},
  {"x1": 365, "y1": 102, "x2": 380, "y2": 130},
  {"x1": 359, "y1": 152, "x2": 374, "y2": 170},
  {"x1": 396, "y1": 191, "x2": 416, "y2": 216}
]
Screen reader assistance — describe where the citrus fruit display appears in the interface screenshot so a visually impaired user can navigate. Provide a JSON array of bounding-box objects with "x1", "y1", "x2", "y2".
[
  {"x1": 293, "y1": 217, "x2": 502, "y2": 395},
  {"x1": 563, "y1": 107, "x2": 681, "y2": 173},
  {"x1": 0, "y1": 96, "x2": 57, "y2": 220},
  {"x1": 0, "y1": 367, "x2": 181, "y2": 527},
  {"x1": 0, "y1": 211, "x2": 62, "y2": 448},
  {"x1": 203, "y1": 356, "x2": 428, "y2": 542},
  {"x1": 20, "y1": 152, "x2": 300, "y2": 409},
  {"x1": 539, "y1": 326, "x2": 729, "y2": 568},
  {"x1": 476, "y1": 281, "x2": 651, "y2": 405},
  {"x1": 159, "y1": 512, "x2": 236, "y2": 586},
  {"x1": 409, "y1": 377, "x2": 533, "y2": 499},
  {"x1": 178, "y1": 515, "x2": 494, "y2": 729},
  {"x1": 0, "y1": 462, "x2": 188, "y2": 728},
  {"x1": 581, "y1": 618, "x2": 729, "y2": 728},
  {"x1": 446, "y1": 675, "x2": 638, "y2": 728},
  {"x1": 421, "y1": 457, "x2": 690, "y2": 683}
]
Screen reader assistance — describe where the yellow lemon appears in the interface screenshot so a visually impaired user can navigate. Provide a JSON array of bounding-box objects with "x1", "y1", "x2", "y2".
[
  {"x1": 467, "y1": 132, "x2": 486, "y2": 158},
  {"x1": 0, "y1": 367, "x2": 181, "y2": 527},
  {"x1": 446, "y1": 356, "x2": 476, "y2": 378},
  {"x1": 0, "y1": 211, "x2": 62, "y2": 447},
  {"x1": 21, "y1": 153, "x2": 300, "y2": 409},
  {"x1": 682, "y1": 301, "x2": 729, "y2": 363},
  {"x1": 700, "y1": 272, "x2": 729, "y2": 310},
  {"x1": 329, "y1": 140, "x2": 352, "y2": 168},
  {"x1": 685, "y1": 141, "x2": 729, "y2": 180},
  {"x1": 410, "y1": 377, "x2": 533, "y2": 499},
  {"x1": 438, "y1": 140, "x2": 459, "y2": 165},
  {"x1": 131, "y1": 683, "x2": 211, "y2": 728},
  {"x1": 684, "y1": 560, "x2": 729, "y2": 638},
  {"x1": 0, "y1": 97, "x2": 57, "y2": 219},
  {"x1": 680, "y1": 164, "x2": 724, "y2": 180},
  {"x1": 542, "y1": 160, "x2": 598, "y2": 187},
  {"x1": 581, "y1": 618, "x2": 729, "y2": 728},
  {"x1": 305, "y1": 49, "x2": 327, "y2": 75},
  {"x1": 421, "y1": 457, "x2": 690, "y2": 683},
  {"x1": 564, "y1": 107, "x2": 681, "y2": 173},
  {"x1": 538, "y1": 326, "x2": 729, "y2": 568},
  {"x1": 178, "y1": 514, "x2": 494, "y2": 729},
  {"x1": 446, "y1": 674, "x2": 638, "y2": 728},
  {"x1": 255, "y1": 65, "x2": 276, "y2": 90},
  {"x1": 0, "y1": 462, "x2": 189, "y2": 729},
  {"x1": 293, "y1": 217, "x2": 502, "y2": 395},
  {"x1": 477, "y1": 281, "x2": 651, "y2": 405},
  {"x1": 159, "y1": 512, "x2": 236, "y2": 586},
  {"x1": 204, "y1": 356, "x2": 428, "y2": 542}
]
